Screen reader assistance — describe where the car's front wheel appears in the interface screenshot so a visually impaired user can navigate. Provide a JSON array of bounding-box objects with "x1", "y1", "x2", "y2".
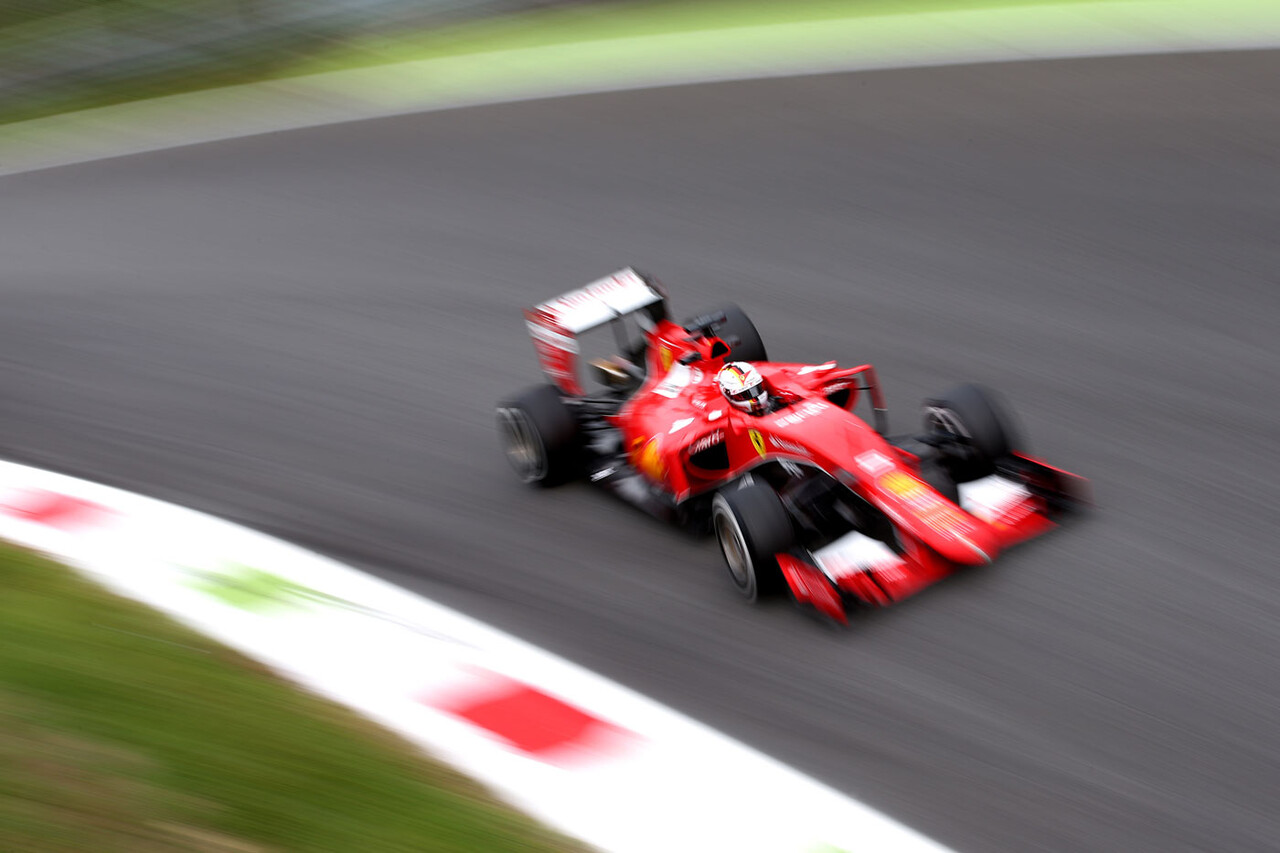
[
  {"x1": 922, "y1": 383, "x2": 1022, "y2": 482},
  {"x1": 496, "y1": 385, "x2": 579, "y2": 486},
  {"x1": 712, "y1": 480, "x2": 793, "y2": 602}
]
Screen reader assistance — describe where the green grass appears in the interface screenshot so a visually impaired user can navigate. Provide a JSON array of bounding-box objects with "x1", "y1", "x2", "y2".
[
  {"x1": 0, "y1": 543, "x2": 589, "y2": 853},
  {"x1": 0, "y1": 0, "x2": 1106, "y2": 125},
  {"x1": 283, "y1": 0, "x2": 1076, "y2": 73},
  {"x1": 5, "y1": 0, "x2": 1279, "y2": 128}
]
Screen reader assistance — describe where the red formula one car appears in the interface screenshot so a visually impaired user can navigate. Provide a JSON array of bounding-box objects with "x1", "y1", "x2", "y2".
[{"x1": 497, "y1": 269, "x2": 1087, "y2": 624}]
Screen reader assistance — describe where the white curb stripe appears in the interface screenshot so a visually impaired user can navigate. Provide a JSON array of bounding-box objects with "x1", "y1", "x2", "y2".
[{"x1": 0, "y1": 459, "x2": 950, "y2": 853}]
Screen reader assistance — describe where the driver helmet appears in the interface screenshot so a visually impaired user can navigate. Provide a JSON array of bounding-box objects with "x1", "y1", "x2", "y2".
[{"x1": 717, "y1": 362, "x2": 769, "y2": 415}]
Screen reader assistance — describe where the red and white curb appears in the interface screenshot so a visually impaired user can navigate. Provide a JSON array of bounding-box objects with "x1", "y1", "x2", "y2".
[{"x1": 0, "y1": 458, "x2": 950, "y2": 853}]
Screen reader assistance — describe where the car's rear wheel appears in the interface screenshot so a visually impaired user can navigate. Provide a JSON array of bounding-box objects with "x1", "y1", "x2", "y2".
[
  {"x1": 923, "y1": 383, "x2": 1022, "y2": 482},
  {"x1": 712, "y1": 480, "x2": 793, "y2": 601},
  {"x1": 496, "y1": 385, "x2": 578, "y2": 486},
  {"x1": 686, "y1": 304, "x2": 767, "y2": 363}
]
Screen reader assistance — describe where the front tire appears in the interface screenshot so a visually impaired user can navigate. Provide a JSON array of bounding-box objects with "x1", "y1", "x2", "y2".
[
  {"x1": 712, "y1": 480, "x2": 793, "y2": 602},
  {"x1": 923, "y1": 383, "x2": 1022, "y2": 482},
  {"x1": 496, "y1": 385, "x2": 578, "y2": 486}
]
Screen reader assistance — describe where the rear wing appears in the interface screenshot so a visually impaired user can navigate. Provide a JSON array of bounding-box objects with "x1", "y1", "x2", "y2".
[{"x1": 524, "y1": 268, "x2": 667, "y2": 395}]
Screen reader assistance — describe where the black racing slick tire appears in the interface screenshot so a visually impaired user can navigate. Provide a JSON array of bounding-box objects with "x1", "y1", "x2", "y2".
[
  {"x1": 686, "y1": 304, "x2": 767, "y2": 363},
  {"x1": 712, "y1": 479, "x2": 793, "y2": 602},
  {"x1": 918, "y1": 460, "x2": 961, "y2": 504},
  {"x1": 496, "y1": 385, "x2": 579, "y2": 486},
  {"x1": 923, "y1": 383, "x2": 1022, "y2": 482}
]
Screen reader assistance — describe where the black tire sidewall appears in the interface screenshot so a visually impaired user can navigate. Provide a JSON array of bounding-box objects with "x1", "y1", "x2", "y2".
[
  {"x1": 924, "y1": 383, "x2": 1020, "y2": 480},
  {"x1": 686, "y1": 303, "x2": 767, "y2": 363},
  {"x1": 712, "y1": 480, "x2": 792, "y2": 601},
  {"x1": 497, "y1": 384, "x2": 578, "y2": 486}
]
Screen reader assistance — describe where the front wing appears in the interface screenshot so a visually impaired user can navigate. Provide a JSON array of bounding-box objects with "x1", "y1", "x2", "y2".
[{"x1": 777, "y1": 454, "x2": 1089, "y2": 624}]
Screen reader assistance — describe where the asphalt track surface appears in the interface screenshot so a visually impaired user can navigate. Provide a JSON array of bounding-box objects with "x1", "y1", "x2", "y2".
[{"x1": 3, "y1": 51, "x2": 1279, "y2": 852}]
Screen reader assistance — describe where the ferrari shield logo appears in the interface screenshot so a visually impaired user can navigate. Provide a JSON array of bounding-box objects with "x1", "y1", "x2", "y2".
[
  {"x1": 660, "y1": 346, "x2": 674, "y2": 371},
  {"x1": 749, "y1": 429, "x2": 766, "y2": 458}
]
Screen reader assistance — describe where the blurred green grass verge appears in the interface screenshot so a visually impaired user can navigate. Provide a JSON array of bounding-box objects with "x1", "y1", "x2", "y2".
[
  {"x1": 285, "y1": 0, "x2": 1092, "y2": 71},
  {"x1": 0, "y1": 0, "x2": 1092, "y2": 126},
  {"x1": 0, "y1": 543, "x2": 588, "y2": 853}
]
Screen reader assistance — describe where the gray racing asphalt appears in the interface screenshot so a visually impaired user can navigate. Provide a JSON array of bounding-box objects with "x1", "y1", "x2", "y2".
[{"x1": 3, "y1": 50, "x2": 1279, "y2": 852}]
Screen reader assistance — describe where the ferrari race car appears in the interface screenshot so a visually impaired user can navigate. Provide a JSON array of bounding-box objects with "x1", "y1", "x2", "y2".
[{"x1": 497, "y1": 269, "x2": 1088, "y2": 624}]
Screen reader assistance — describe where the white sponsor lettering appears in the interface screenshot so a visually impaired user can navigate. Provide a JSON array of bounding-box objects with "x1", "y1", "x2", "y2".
[
  {"x1": 542, "y1": 275, "x2": 631, "y2": 313},
  {"x1": 689, "y1": 430, "x2": 724, "y2": 454},
  {"x1": 668, "y1": 418, "x2": 695, "y2": 434},
  {"x1": 534, "y1": 270, "x2": 661, "y2": 333},
  {"x1": 773, "y1": 401, "x2": 826, "y2": 428},
  {"x1": 798, "y1": 362, "x2": 837, "y2": 375},
  {"x1": 769, "y1": 436, "x2": 810, "y2": 456}
]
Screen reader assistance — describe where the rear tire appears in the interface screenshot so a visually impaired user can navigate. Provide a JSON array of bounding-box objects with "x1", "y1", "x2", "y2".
[
  {"x1": 687, "y1": 304, "x2": 767, "y2": 362},
  {"x1": 712, "y1": 480, "x2": 793, "y2": 602},
  {"x1": 923, "y1": 383, "x2": 1021, "y2": 482},
  {"x1": 496, "y1": 385, "x2": 579, "y2": 486}
]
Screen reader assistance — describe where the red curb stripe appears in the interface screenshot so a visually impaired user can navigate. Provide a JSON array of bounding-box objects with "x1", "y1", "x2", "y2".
[
  {"x1": 429, "y1": 672, "x2": 639, "y2": 765},
  {"x1": 0, "y1": 488, "x2": 113, "y2": 531}
]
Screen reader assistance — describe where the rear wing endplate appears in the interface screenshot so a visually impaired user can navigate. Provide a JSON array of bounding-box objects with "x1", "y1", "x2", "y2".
[{"x1": 524, "y1": 268, "x2": 666, "y2": 394}]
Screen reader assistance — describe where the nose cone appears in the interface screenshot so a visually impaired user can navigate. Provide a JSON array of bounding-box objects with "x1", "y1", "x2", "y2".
[
  {"x1": 931, "y1": 523, "x2": 999, "y2": 566},
  {"x1": 872, "y1": 470, "x2": 1001, "y2": 566}
]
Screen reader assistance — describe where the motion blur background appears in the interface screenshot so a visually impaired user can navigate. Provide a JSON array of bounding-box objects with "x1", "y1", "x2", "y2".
[
  {"x1": 3, "y1": 1, "x2": 1280, "y2": 852},
  {"x1": 3, "y1": 0, "x2": 628, "y2": 123}
]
